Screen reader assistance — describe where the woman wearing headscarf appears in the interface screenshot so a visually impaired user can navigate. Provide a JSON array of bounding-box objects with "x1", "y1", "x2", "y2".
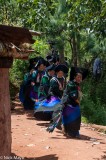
[
  {"x1": 38, "y1": 64, "x2": 56, "y2": 101},
  {"x1": 19, "y1": 57, "x2": 46, "y2": 110},
  {"x1": 47, "y1": 67, "x2": 88, "y2": 138},
  {"x1": 19, "y1": 57, "x2": 38, "y2": 109},
  {"x1": 19, "y1": 69, "x2": 35, "y2": 110},
  {"x1": 29, "y1": 59, "x2": 46, "y2": 102},
  {"x1": 34, "y1": 64, "x2": 69, "y2": 120}
]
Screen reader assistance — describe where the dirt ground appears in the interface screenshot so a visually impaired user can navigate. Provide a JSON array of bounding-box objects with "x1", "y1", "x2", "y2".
[{"x1": 11, "y1": 105, "x2": 106, "y2": 160}]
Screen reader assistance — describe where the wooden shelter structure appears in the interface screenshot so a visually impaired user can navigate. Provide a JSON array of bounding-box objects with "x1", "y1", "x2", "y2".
[{"x1": 0, "y1": 25, "x2": 41, "y2": 156}]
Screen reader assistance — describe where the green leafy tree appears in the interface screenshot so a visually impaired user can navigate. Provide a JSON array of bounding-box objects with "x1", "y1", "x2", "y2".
[{"x1": 0, "y1": 0, "x2": 23, "y2": 25}]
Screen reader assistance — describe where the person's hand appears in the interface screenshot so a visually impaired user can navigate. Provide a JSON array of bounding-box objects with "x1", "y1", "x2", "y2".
[
  {"x1": 75, "y1": 99, "x2": 80, "y2": 104},
  {"x1": 31, "y1": 82, "x2": 35, "y2": 86}
]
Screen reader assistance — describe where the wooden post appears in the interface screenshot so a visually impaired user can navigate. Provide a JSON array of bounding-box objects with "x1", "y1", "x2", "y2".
[
  {"x1": 0, "y1": 58, "x2": 13, "y2": 157},
  {"x1": 0, "y1": 68, "x2": 11, "y2": 156},
  {"x1": 0, "y1": 24, "x2": 38, "y2": 157}
]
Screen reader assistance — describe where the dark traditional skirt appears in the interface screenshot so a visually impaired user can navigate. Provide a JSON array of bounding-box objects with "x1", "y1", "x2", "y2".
[
  {"x1": 19, "y1": 83, "x2": 25, "y2": 103},
  {"x1": 19, "y1": 84, "x2": 35, "y2": 110},
  {"x1": 34, "y1": 96, "x2": 61, "y2": 121},
  {"x1": 62, "y1": 104, "x2": 81, "y2": 137},
  {"x1": 30, "y1": 88, "x2": 38, "y2": 101}
]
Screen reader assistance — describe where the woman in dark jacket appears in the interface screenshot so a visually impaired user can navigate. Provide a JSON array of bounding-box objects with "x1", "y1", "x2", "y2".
[
  {"x1": 38, "y1": 64, "x2": 55, "y2": 100},
  {"x1": 19, "y1": 58, "x2": 46, "y2": 110},
  {"x1": 34, "y1": 64, "x2": 68, "y2": 120},
  {"x1": 29, "y1": 59, "x2": 46, "y2": 102},
  {"x1": 61, "y1": 71, "x2": 82, "y2": 138},
  {"x1": 47, "y1": 67, "x2": 88, "y2": 138}
]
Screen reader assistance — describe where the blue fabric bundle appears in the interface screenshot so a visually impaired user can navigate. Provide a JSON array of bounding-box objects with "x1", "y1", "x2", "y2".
[{"x1": 34, "y1": 96, "x2": 61, "y2": 120}]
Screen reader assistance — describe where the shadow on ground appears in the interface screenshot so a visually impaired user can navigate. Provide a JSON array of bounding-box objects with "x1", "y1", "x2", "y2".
[
  {"x1": 93, "y1": 152, "x2": 106, "y2": 160},
  {"x1": 11, "y1": 153, "x2": 58, "y2": 160},
  {"x1": 11, "y1": 105, "x2": 34, "y2": 117}
]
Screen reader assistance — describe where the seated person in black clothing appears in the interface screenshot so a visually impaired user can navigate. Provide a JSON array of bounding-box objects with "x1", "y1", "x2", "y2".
[
  {"x1": 48, "y1": 64, "x2": 69, "y2": 99},
  {"x1": 38, "y1": 64, "x2": 56, "y2": 100}
]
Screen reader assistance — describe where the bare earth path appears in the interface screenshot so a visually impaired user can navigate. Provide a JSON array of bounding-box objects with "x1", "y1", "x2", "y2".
[{"x1": 11, "y1": 106, "x2": 106, "y2": 160}]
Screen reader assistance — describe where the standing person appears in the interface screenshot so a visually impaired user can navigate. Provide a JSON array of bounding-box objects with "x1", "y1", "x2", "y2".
[
  {"x1": 28, "y1": 56, "x2": 45, "y2": 70},
  {"x1": 34, "y1": 64, "x2": 68, "y2": 120},
  {"x1": 30, "y1": 59, "x2": 46, "y2": 102},
  {"x1": 48, "y1": 64, "x2": 68, "y2": 99},
  {"x1": 47, "y1": 67, "x2": 88, "y2": 138},
  {"x1": 61, "y1": 67, "x2": 83, "y2": 138},
  {"x1": 93, "y1": 57, "x2": 102, "y2": 81},
  {"x1": 19, "y1": 57, "x2": 46, "y2": 110},
  {"x1": 19, "y1": 68, "x2": 35, "y2": 110},
  {"x1": 46, "y1": 55, "x2": 56, "y2": 65}
]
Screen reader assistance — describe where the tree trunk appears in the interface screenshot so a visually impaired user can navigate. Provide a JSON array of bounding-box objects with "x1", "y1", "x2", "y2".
[
  {"x1": 59, "y1": 48, "x2": 65, "y2": 64},
  {"x1": 0, "y1": 68, "x2": 11, "y2": 156},
  {"x1": 69, "y1": 32, "x2": 81, "y2": 67},
  {"x1": 70, "y1": 36, "x2": 78, "y2": 67}
]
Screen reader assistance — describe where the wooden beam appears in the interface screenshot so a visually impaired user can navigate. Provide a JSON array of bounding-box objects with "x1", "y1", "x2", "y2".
[
  {"x1": 0, "y1": 46, "x2": 35, "y2": 60},
  {"x1": 0, "y1": 25, "x2": 35, "y2": 45},
  {"x1": 29, "y1": 30, "x2": 42, "y2": 36}
]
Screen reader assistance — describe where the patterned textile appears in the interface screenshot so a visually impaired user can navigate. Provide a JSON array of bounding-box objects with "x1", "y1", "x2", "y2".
[
  {"x1": 19, "y1": 64, "x2": 45, "y2": 110},
  {"x1": 47, "y1": 80, "x2": 82, "y2": 136},
  {"x1": 34, "y1": 76, "x2": 65, "y2": 120},
  {"x1": 49, "y1": 76, "x2": 65, "y2": 99},
  {"x1": 34, "y1": 96, "x2": 61, "y2": 111},
  {"x1": 27, "y1": 70, "x2": 45, "y2": 103},
  {"x1": 31, "y1": 70, "x2": 45, "y2": 92},
  {"x1": 61, "y1": 80, "x2": 80, "y2": 107},
  {"x1": 62, "y1": 104, "x2": 81, "y2": 137},
  {"x1": 40, "y1": 96, "x2": 60, "y2": 108},
  {"x1": 38, "y1": 72, "x2": 52, "y2": 99},
  {"x1": 34, "y1": 96, "x2": 61, "y2": 120}
]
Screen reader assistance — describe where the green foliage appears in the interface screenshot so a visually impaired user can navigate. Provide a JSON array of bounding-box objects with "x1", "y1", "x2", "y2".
[
  {"x1": 15, "y1": 0, "x2": 52, "y2": 31},
  {"x1": 32, "y1": 38, "x2": 49, "y2": 58},
  {"x1": 9, "y1": 59, "x2": 29, "y2": 87},
  {"x1": 81, "y1": 116, "x2": 89, "y2": 124},
  {"x1": 81, "y1": 97, "x2": 106, "y2": 125},
  {"x1": 81, "y1": 78, "x2": 106, "y2": 125},
  {"x1": 0, "y1": 0, "x2": 23, "y2": 26},
  {"x1": 67, "y1": 0, "x2": 106, "y2": 37}
]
